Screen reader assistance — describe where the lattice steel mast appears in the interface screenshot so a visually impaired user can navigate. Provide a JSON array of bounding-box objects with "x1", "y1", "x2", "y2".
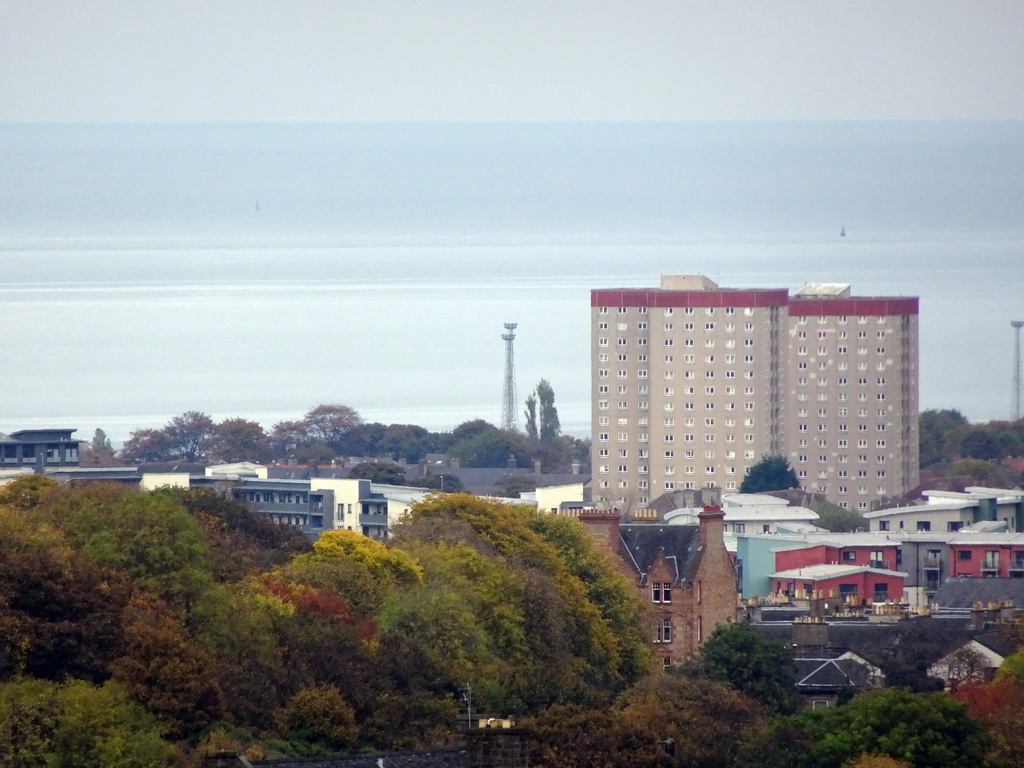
[
  {"x1": 1013, "y1": 321, "x2": 1024, "y2": 420},
  {"x1": 501, "y1": 323, "x2": 518, "y2": 431}
]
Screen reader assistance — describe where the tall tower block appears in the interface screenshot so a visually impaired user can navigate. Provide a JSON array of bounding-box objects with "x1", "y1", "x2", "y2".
[{"x1": 501, "y1": 323, "x2": 518, "y2": 431}]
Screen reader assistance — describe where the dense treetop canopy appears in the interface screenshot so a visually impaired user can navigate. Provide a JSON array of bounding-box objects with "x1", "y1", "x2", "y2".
[{"x1": 0, "y1": 474, "x2": 1015, "y2": 767}]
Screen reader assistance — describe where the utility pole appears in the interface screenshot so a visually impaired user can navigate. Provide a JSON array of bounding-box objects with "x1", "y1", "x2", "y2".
[
  {"x1": 1013, "y1": 321, "x2": 1024, "y2": 420},
  {"x1": 501, "y1": 323, "x2": 518, "y2": 431}
]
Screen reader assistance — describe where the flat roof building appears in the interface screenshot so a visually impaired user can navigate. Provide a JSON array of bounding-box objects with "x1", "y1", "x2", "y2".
[
  {"x1": 591, "y1": 275, "x2": 919, "y2": 512},
  {"x1": 0, "y1": 429, "x2": 80, "y2": 470}
]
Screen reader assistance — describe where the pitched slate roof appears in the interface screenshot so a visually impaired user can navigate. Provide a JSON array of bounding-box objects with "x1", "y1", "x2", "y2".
[
  {"x1": 751, "y1": 615, "x2": 984, "y2": 669},
  {"x1": 252, "y1": 747, "x2": 467, "y2": 768},
  {"x1": 933, "y1": 577, "x2": 1024, "y2": 609},
  {"x1": 793, "y1": 655, "x2": 877, "y2": 691},
  {"x1": 618, "y1": 524, "x2": 702, "y2": 586}
]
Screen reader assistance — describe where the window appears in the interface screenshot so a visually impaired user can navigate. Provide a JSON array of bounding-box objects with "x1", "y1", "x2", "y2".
[
  {"x1": 917, "y1": 521, "x2": 931, "y2": 532},
  {"x1": 957, "y1": 549, "x2": 972, "y2": 561},
  {"x1": 656, "y1": 617, "x2": 672, "y2": 643},
  {"x1": 651, "y1": 582, "x2": 672, "y2": 603}
]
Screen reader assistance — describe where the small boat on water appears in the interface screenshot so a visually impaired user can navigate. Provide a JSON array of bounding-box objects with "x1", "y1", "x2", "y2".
[{"x1": 840, "y1": 226, "x2": 846, "y2": 237}]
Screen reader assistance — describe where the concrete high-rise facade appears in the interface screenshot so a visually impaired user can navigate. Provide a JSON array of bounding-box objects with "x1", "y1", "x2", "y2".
[{"x1": 591, "y1": 276, "x2": 919, "y2": 511}]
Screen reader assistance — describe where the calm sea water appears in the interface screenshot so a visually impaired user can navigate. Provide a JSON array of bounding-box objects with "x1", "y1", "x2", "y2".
[{"x1": 2, "y1": 123, "x2": 1022, "y2": 444}]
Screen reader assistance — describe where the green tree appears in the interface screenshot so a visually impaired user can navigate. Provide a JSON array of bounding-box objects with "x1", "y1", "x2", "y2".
[
  {"x1": 119, "y1": 428, "x2": 174, "y2": 462},
  {"x1": 536, "y1": 379, "x2": 561, "y2": 443},
  {"x1": 209, "y1": 417, "x2": 268, "y2": 463},
  {"x1": 268, "y1": 419, "x2": 311, "y2": 458},
  {"x1": 0, "y1": 475, "x2": 56, "y2": 509},
  {"x1": 440, "y1": 419, "x2": 497, "y2": 451},
  {"x1": 524, "y1": 392, "x2": 539, "y2": 443},
  {"x1": 945, "y1": 459, "x2": 1017, "y2": 487},
  {"x1": 421, "y1": 473, "x2": 463, "y2": 492},
  {"x1": 164, "y1": 410, "x2": 216, "y2": 461},
  {"x1": 377, "y1": 424, "x2": 435, "y2": 463},
  {"x1": 81, "y1": 428, "x2": 118, "y2": 466},
  {"x1": 958, "y1": 427, "x2": 1004, "y2": 462},
  {"x1": 919, "y1": 409, "x2": 968, "y2": 467},
  {"x1": 687, "y1": 623, "x2": 797, "y2": 714},
  {"x1": 44, "y1": 485, "x2": 214, "y2": 611},
  {"x1": 275, "y1": 685, "x2": 358, "y2": 754},
  {"x1": 302, "y1": 404, "x2": 362, "y2": 452},
  {"x1": 171, "y1": 487, "x2": 311, "y2": 581},
  {"x1": 396, "y1": 494, "x2": 649, "y2": 710},
  {"x1": 347, "y1": 460, "x2": 408, "y2": 485},
  {"x1": 740, "y1": 455, "x2": 800, "y2": 494},
  {"x1": 499, "y1": 474, "x2": 538, "y2": 498},
  {"x1": 449, "y1": 427, "x2": 531, "y2": 468},
  {"x1": 0, "y1": 678, "x2": 176, "y2": 767},
  {"x1": 768, "y1": 688, "x2": 991, "y2": 768},
  {"x1": 813, "y1": 500, "x2": 868, "y2": 532}
]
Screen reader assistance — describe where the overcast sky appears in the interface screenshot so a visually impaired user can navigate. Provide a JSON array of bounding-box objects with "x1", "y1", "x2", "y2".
[{"x1": 2, "y1": 1, "x2": 1023, "y2": 122}]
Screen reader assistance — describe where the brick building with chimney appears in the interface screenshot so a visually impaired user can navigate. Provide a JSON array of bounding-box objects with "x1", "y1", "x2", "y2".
[{"x1": 578, "y1": 494, "x2": 737, "y2": 667}]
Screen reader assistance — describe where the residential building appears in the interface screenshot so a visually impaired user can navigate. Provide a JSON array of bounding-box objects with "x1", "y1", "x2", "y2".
[
  {"x1": 770, "y1": 563, "x2": 907, "y2": 603},
  {"x1": 865, "y1": 487, "x2": 1024, "y2": 533},
  {"x1": 590, "y1": 275, "x2": 919, "y2": 511},
  {"x1": 785, "y1": 283, "x2": 919, "y2": 511},
  {"x1": 577, "y1": 496, "x2": 737, "y2": 666},
  {"x1": 663, "y1": 492, "x2": 821, "y2": 535},
  {"x1": 793, "y1": 652, "x2": 884, "y2": 708},
  {"x1": 929, "y1": 636, "x2": 1014, "y2": 688},
  {"x1": 947, "y1": 533, "x2": 1024, "y2": 579}
]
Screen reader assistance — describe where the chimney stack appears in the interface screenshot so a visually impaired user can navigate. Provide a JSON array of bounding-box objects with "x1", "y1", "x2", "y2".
[
  {"x1": 697, "y1": 504, "x2": 725, "y2": 551},
  {"x1": 578, "y1": 508, "x2": 622, "y2": 553}
]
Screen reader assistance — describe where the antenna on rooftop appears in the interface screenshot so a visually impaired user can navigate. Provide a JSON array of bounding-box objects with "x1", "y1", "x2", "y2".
[
  {"x1": 501, "y1": 323, "x2": 518, "y2": 431},
  {"x1": 1013, "y1": 321, "x2": 1024, "y2": 420}
]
